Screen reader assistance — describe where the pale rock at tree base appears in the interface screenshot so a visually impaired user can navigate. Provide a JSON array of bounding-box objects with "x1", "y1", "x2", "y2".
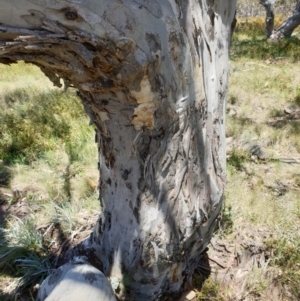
[{"x1": 37, "y1": 263, "x2": 117, "y2": 301}]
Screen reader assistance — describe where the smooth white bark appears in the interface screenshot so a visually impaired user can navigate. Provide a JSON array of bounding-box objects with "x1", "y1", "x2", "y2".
[{"x1": 0, "y1": 1, "x2": 236, "y2": 300}]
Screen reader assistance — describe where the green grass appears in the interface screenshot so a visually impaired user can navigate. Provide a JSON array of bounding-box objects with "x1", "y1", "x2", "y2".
[
  {"x1": 0, "y1": 88, "x2": 94, "y2": 164},
  {"x1": 194, "y1": 277, "x2": 226, "y2": 301},
  {"x1": 216, "y1": 203, "x2": 233, "y2": 237},
  {"x1": 0, "y1": 218, "x2": 51, "y2": 298},
  {"x1": 266, "y1": 234, "x2": 300, "y2": 299},
  {"x1": 0, "y1": 218, "x2": 45, "y2": 270},
  {"x1": 0, "y1": 163, "x2": 12, "y2": 187},
  {"x1": 14, "y1": 254, "x2": 52, "y2": 292},
  {"x1": 231, "y1": 36, "x2": 300, "y2": 61},
  {"x1": 0, "y1": 62, "x2": 99, "y2": 299},
  {"x1": 204, "y1": 16, "x2": 300, "y2": 301},
  {"x1": 227, "y1": 148, "x2": 251, "y2": 171},
  {"x1": 231, "y1": 15, "x2": 300, "y2": 61}
]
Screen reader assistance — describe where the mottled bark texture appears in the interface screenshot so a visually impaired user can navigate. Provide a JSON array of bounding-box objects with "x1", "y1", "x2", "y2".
[
  {"x1": 270, "y1": 1, "x2": 300, "y2": 40},
  {"x1": 0, "y1": 1, "x2": 236, "y2": 300},
  {"x1": 259, "y1": 0, "x2": 274, "y2": 38}
]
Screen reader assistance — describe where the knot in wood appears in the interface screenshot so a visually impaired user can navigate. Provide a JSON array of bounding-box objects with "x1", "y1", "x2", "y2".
[{"x1": 62, "y1": 7, "x2": 79, "y2": 21}]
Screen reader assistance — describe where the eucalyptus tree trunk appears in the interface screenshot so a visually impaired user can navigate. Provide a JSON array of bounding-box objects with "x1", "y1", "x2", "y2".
[
  {"x1": 260, "y1": 0, "x2": 275, "y2": 38},
  {"x1": 270, "y1": 1, "x2": 300, "y2": 40},
  {"x1": 0, "y1": 0, "x2": 236, "y2": 300}
]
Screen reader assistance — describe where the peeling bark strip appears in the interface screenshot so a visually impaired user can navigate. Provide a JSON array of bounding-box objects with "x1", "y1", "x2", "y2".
[{"x1": 0, "y1": 1, "x2": 236, "y2": 300}]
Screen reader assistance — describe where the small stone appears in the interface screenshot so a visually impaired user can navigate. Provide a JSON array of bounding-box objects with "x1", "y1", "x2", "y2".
[
  {"x1": 185, "y1": 291, "x2": 196, "y2": 300},
  {"x1": 284, "y1": 105, "x2": 297, "y2": 115},
  {"x1": 227, "y1": 108, "x2": 237, "y2": 116},
  {"x1": 110, "y1": 276, "x2": 120, "y2": 290},
  {"x1": 179, "y1": 290, "x2": 196, "y2": 301}
]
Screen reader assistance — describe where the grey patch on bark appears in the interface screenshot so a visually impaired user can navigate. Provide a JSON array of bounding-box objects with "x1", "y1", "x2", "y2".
[
  {"x1": 21, "y1": 10, "x2": 45, "y2": 27},
  {"x1": 125, "y1": 182, "x2": 132, "y2": 190},
  {"x1": 84, "y1": 272, "x2": 97, "y2": 283},
  {"x1": 48, "y1": 267, "x2": 63, "y2": 285},
  {"x1": 217, "y1": 38, "x2": 224, "y2": 50},
  {"x1": 133, "y1": 0, "x2": 163, "y2": 18},
  {"x1": 27, "y1": 0, "x2": 63, "y2": 9},
  {"x1": 83, "y1": 102, "x2": 96, "y2": 125},
  {"x1": 61, "y1": 7, "x2": 81, "y2": 21},
  {"x1": 36, "y1": 288, "x2": 47, "y2": 301},
  {"x1": 146, "y1": 33, "x2": 161, "y2": 54},
  {"x1": 121, "y1": 168, "x2": 131, "y2": 180},
  {"x1": 207, "y1": 6, "x2": 215, "y2": 28},
  {"x1": 66, "y1": 0, "x2": 86, "y2": 4}
]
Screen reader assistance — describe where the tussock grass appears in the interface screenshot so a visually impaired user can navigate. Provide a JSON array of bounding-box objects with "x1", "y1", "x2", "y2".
[
  {"x1": 14, "y1": 253, "x2": 51, "y2": 291},
  {"x1": 1, "y1": 220, "x2": 45, "y2": 269},
  {"x1": 194, "y1": 277, "x2": 228, "y2": 301},
  {"x1": 0, "y1": 218, "x2": 45, "y2": 257},
  {"x1": 266, "y1": 234, "x2": 300, "y2": 298},
  {"x1": 227, "y1": 148, "x2": 251, "y2": 171},
  {"x1": 0, "y1": 217, "x2": 50, "y2": 296},
  {"x1": 48, "y1": 194, "x2": 98, "y2": 236}
]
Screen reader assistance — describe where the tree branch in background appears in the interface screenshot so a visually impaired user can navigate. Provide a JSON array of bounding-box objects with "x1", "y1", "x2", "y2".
[
  {"x1": 271, "y1": 0, "x2": 300, "y2": 40},
  {"x1": 260, "y1": 0, "x2": 275, "y2": 38}
]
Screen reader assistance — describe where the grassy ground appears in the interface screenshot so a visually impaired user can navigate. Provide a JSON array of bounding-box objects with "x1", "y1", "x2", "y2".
[
  {"x1": 0, "y1": 18, "x2": 300, "y2": 301},
  {"x1": 194, "y1": 19, "x2": 300, "y2": 301},
  {"x1": 0, "y1": 62, "x2": 99, "y2": 300}
]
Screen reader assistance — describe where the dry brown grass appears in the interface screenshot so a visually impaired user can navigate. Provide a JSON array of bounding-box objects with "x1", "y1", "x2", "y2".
[
  {"x1": 194, "y1": 16, "x2": 300, "y2": 301},
  {"x1": 205, "y1": 42, "x2": 300, "y2": 301}
]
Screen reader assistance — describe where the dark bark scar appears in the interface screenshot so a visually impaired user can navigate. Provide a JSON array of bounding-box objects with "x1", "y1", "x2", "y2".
[{"x1": 84, "y1": 272, "x2": 97, "y2": 283}]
